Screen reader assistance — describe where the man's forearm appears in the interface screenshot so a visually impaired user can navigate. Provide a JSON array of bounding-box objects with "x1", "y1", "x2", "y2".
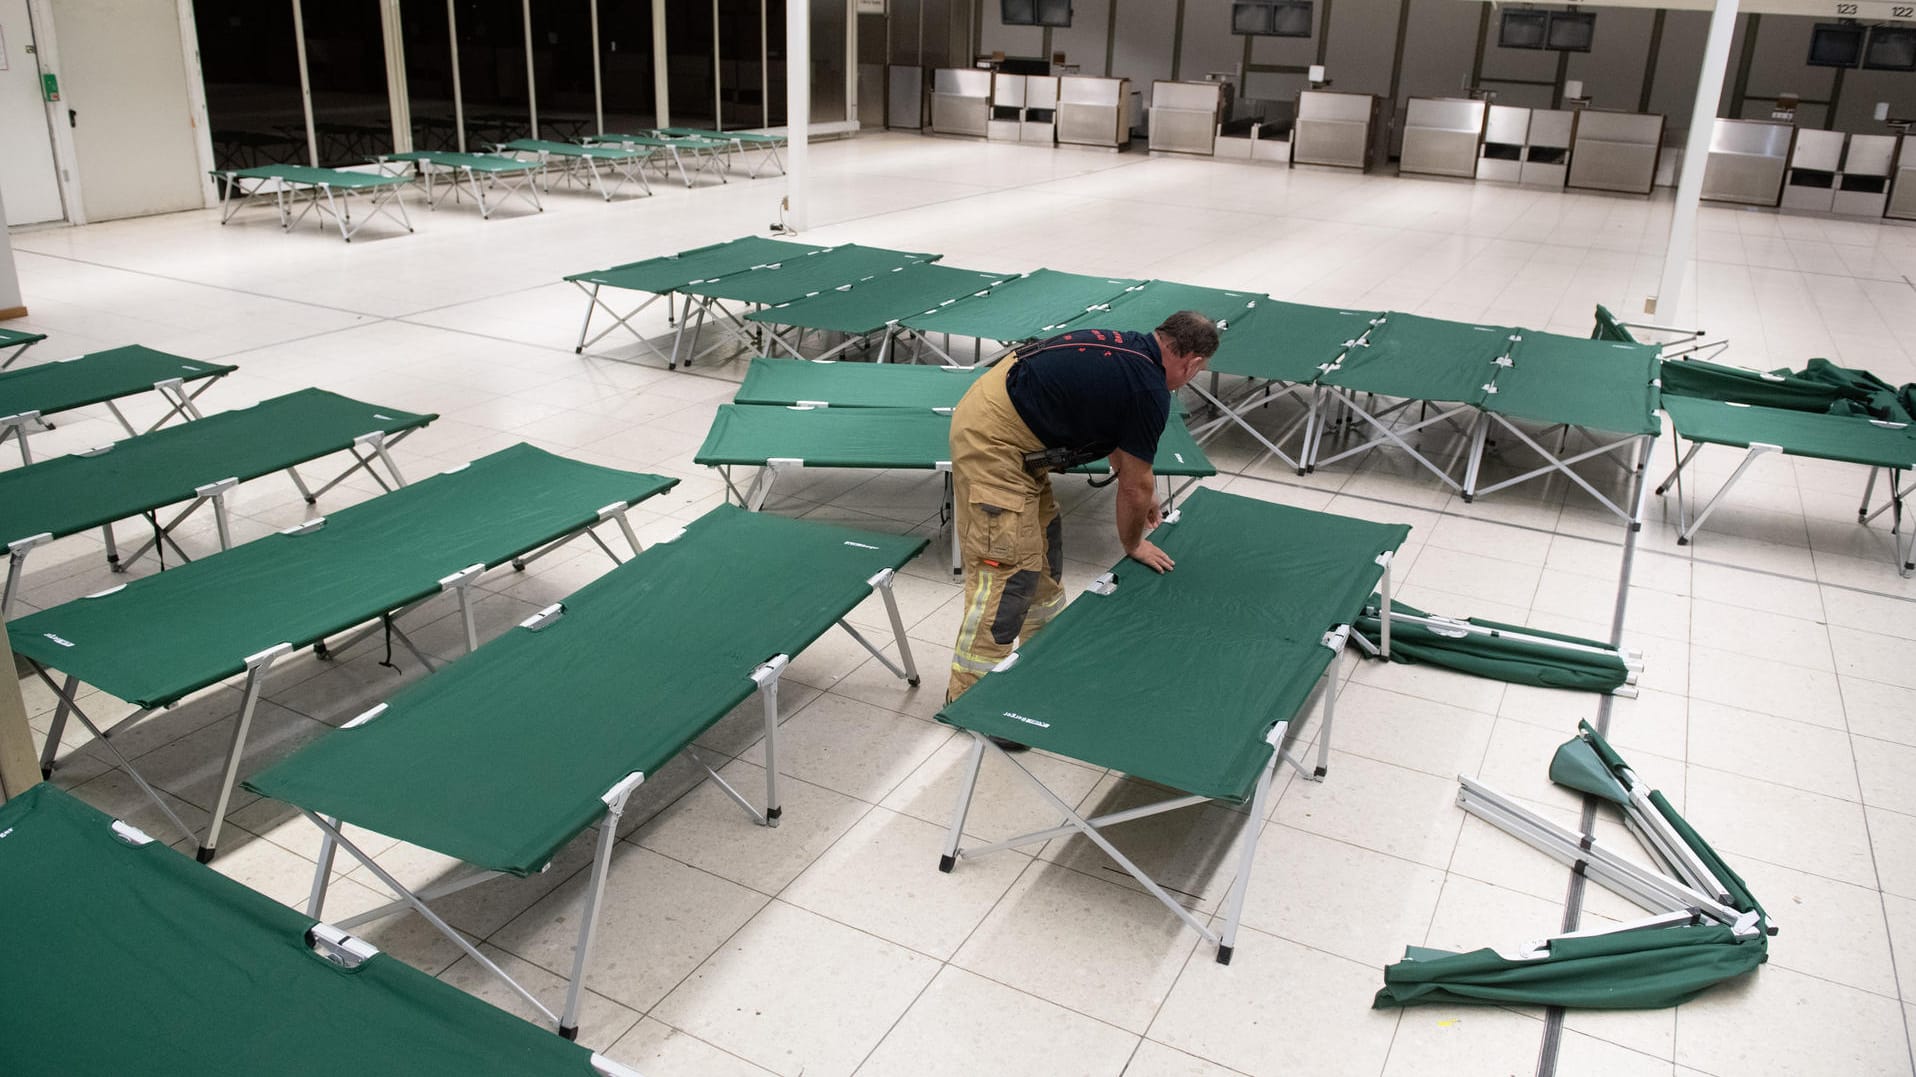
[{"x1": 1115, "y1": 483, "x2": 1152, "y2": 551}]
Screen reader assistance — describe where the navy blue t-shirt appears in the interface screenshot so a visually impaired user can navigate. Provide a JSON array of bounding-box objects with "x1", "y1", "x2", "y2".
[{"x1": 1003, "y1": 328, "x2": 1169, "y2": 464}]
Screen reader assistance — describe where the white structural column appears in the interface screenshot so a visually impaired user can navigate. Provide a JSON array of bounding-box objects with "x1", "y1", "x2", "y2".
[
  {"x1": 1651, "y1": 0, "x2": 1740, "y2": 318},
  {"x1": 652, "y1": 0, "x2": 671, "y2": 128},
  {"x1": 291, "y1": 0, "x2": 319, "y2": 166},
  {"x1": 786, "y1": 0, "x2": 810, "y2": 230}
]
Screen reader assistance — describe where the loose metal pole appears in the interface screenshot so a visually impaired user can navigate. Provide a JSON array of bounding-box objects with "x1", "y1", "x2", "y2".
[{"x1": 1650, "y1": 0, "x2": 1740, "y2": 318}]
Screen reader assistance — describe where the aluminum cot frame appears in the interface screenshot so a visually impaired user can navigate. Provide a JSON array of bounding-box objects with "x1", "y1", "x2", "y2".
[
  {"x1": 0, "y1": 349, "x2": 231, "y2": 467},
  {"x1": 286, "y1": 527, "x2": 924, "y2": 1040},
  {"x1": 27, "y1": 461, "x2": 657, "y2": 864},
  {"x1": 937, "y1": 509, "x2": 1401, "y2": 964},
  {"x1": 586, "y1": 132, "x2": 731, "y2": 188},
  {"x1": 374, "y1": 152, "x2": 546, "y2": 219},
  {"x1": 658, "y1": 127, "x2": 788, "y2": 178},
  {"x1": 214, "y1": 166, "x2": 416, "y2": 242},
  {"x1": 2, "y1": 404, "x2": 421, "y2": 618},
  {"x1": 0, "y1": 328, "x2": 45, "y2": 369},
  {"x1": 500, "y1": 139, "x2": 656, "y2": 201}
]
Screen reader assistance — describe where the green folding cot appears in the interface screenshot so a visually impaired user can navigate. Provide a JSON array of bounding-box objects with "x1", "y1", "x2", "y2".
[
  {"x1": 1054, "y1": 278, "x2": 1262, "y2": 336},
  {"x1": 733, "y1": 356, "x2": 985, "y2": 410},
  {"x1": 214, "y1": 164, "x2": 415, "y2": 242},
  {"x1": 0, "y1": 326, "x2": 46, "y2": 368},
  {"x1": 1656, "y1": 394, "x2": 1916, "y2": 574},
  {"x1": 242, "y1": 505, "x2": 924, "y2": 1039},
  {"x1": 584, "y1": 131, "x2": 728, "y2": 188},
  {"x1": 375, "y1": 150, "x2": 545, "y2": 217},
  {"x1": 1592, "y1": 303, "x2": 1720, "y2": 360},
  {"x1": 1462, "y1": 330, "x2": 1664, "y2": 525},
  {"x1": 658, "y1": 126, "x2": 787, "y2": 177},
  {"x1": 671, "y1": 244, "x2": 942, "y2": 367},
  {"x1": 567, "y1": 236, "x2": 825, "y2": 362},
  {"x1": 746, "y1": 262, "x2": 1019, "y2": 361},
  {"x1": 936, "y1": 488, "x2": 1409, "y2": 962},
  {"x1": 500, "y1": 138, "x2": 655, "y2": 200},
  {"x1": 0, "y1": 344, "x2": 236, "y2": 465},
  {"x1": 0, "y1": 784, "x2": 641, "y2": 1077},
  {"x1": 1187, "y1": 299, "x2": 1383, "y2": 473},
  {"x1": 1311, "y1": 312, "x2": 1519, "y2": 488},
  {"x1": 10, "y1": 443, "x2": 678, "y2": 863},
  {"x1": 696, "y1": 402, "x2": 1214, "y2": 572},
  {"x1": 1, "y1": 388, "x2": 434, "y2": 617},
  {"x1": 897, "y1": 268, "x2": 1144, "y2": 365}
]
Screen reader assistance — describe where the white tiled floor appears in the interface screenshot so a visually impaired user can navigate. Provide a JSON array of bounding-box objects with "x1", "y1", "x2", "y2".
[{"x1": 8, "y1": 132, "x2": 1916, "y2": 1076}]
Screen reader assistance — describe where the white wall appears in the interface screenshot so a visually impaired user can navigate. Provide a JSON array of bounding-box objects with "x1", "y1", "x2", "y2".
[
  {"x1": 0, "y1": 182, "x2": 25, "y2": 313},
  {"x1": 55, "y1": 0, "x2": 206, "y2": 221}
]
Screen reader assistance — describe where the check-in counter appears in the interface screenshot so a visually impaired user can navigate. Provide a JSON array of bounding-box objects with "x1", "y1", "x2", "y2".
[
  {"x1": 1521, "y1": 109, "x2": 1574, "y2": 189},
  {"x1": 1837, "y1": 134, "x2": 1897, "y2": 218},
  {"x1": 1057, "y1": 76, "x2": 1130, "y2": 149},
  {"x1": 1886, "y1": 137, "x2": 1916, "y2": 221},
  {"x1": 1701, "y1": 119, "x2": 1793, "y2": 207},
  {"x1": 1477, "y1": 105, "x2": 1527, "y2": 184},
  {"x1": 887, "y1": 65, "x2": 924, "y2": 130},
  {"x1": 989, "y1": 73, "x2": 1026, "y2": 142},
  {"x1": 930, "y1": 68, "x2": 992, "y2": 139},
  {"x1": 1148, "y1": 81, "x2": 1225, "y2": 156},
  {"x1": 1567, "y1": 110, "x2": 1664, "y2": 196},
  {"x1": 1023, "y1": 76, "x2": 1059, "y2": 145},
  {"x1": 1780, "y1": 127, "x2": 1843, "y2": 213},
  {"x1": 1293, "y1": 90, "x2": 1378, "y2": 171},
  {"x1": 1400, "y1": 98, "x2": 1486, "y2": 179}
]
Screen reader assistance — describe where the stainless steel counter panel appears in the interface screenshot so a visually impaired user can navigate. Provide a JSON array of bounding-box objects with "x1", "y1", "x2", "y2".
[
  {"x1": 930, "y1": 67, "x2": 992, "y2": 139},
  {"x1": 1701, "y1": 119, "x2": 1791, "y2": 206},
  {"x1": 1520, "y1": 110, "x2": 1574, "y2": 189},
  {"x1": 1789, "y1": 127, "x2": 1844, "y2": 173},
  {"x1": 1026, "y1": 76, "x2": 1059, "y2": 111},
  {"x1": 1484, "y1": 104, "x2": 1530, "y2": 147},
  {"x1": 1780, "y1": 128, "x2": 1841, "y2": 213},
  {"x1": 887, "y1": 65, "x2": 923, "y2": 130},
  {"x1": 1844, "y1": 134, "x2": 1898, "y2": 177},
  {"x1": 1400, "y1": 97, "x2": 1485, "y2": 179},
  {"x1": 1056, "y1": 76, "x2": 1130, "y2": 148},
  {"x1": 1889, "y1": 141, "x2": 1916, "y2": 221},
  {"x1": 1021, "y1": 76, "x2": 1059, "y2": 145},
  {"x1": 992, "y1": 73, "x2": 1027, "y2": 109},
  {"x1": 934, "y1": 68, "x2": 992, "y2": 98},
  {"x1": 1148, "y1": 81, "x2": 1222, "y2": 156},
  {"x1": 1527, "y1": 110, "x2": 1574, "y2": 148},
  {"x1": 1293, "y1": 91, "x2": 1376, "y2": 170},
  {"x1": 1567, "y1": 111, "x2": 1664, "y2": 196}
]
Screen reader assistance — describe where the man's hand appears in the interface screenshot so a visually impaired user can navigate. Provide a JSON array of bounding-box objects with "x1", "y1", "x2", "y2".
[
  {"x1": 1145, "y1": 501, "x2": 1163, "y2": 531},
  {"x1": 1128, "y1": 538, "x2": 1175, "y2": 573}
]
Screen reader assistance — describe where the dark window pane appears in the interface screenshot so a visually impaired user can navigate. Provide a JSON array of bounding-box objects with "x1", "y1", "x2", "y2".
[
  {"x1": 304, "y1": 1, "x2": 392, "y2": 165},
  {"x1": 455, "y1": 0, "x2": 530, "y2": 149},
  {"x1": 531, "y1": 1, "x2": 595, "y2": 139},
  {"x1": 195, "y1": 0, "x2": 307, "y2": 168}
]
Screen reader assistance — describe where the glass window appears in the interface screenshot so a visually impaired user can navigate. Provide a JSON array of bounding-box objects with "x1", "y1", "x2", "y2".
[
  {"x1": 455, "y1": 0, "x2": 530, "y2": 149},
  {"x1": 403, "y1": 0, "x2": 460, "y2": 152},
  {"x1": 303, "y1": 0, "x2": 393, "y2": 165},
  {"x1": 194, "y1": 0, "x2": 307, "y2": 168},
  {"x1": 718, "y1": 0, "x2": 765, "y2": 130},
  {"x1": 809, "y1": 0, "x2": 846, "y2": 124},
  {"x1": 665, "y1": 0, "x2": 715, "y2": 127},
  {"x1": 599, "y1": 0, "x2": 657, "y2": 133},
  {"x1": 530, "y1": 1, "x2": 596, "y2": 139}
]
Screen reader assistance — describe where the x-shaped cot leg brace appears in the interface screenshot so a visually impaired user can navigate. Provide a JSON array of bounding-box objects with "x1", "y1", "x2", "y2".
[
  {"x1": 1309, "y1": 390, "x2": 1475, "y2": 490},
  {"x1": 1464, "y1": 415, "x2": 1656, "y2": 528}
]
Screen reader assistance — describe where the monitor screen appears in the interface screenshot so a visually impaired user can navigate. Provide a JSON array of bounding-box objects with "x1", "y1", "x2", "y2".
[
  {"x1": 1499, "y1": 10, "x2": 1549, "y2": 49},
  {"x1": 1034, "y1": 0, "x2": 1072, "y2": 26},
  {"x1": 1001, "y1": 0, "x2": 1037, "y2": 26},
  {"x1": 1270, "y1": 1, "x2": 1313, "y2": 37},
  {"x1": 1864, "y1": 26, "x2": 1916, "y2": 71},
  {"x1": 1807, "y1": 23, "x2": 1864, "y2": 67},
  {"x1": 1547, "y1": 11, "x2": 1595, "y2": 51},
  {"x1": 1232, "y1": 3, "x2": 1273, "y2": 35}
]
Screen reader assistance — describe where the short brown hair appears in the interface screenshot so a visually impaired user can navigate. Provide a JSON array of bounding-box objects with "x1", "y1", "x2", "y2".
[{"x1": 1156, "y1": 310, "x2": 1219, "y2": 358}]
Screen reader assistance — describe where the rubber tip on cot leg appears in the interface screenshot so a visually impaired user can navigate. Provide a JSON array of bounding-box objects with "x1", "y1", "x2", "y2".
[
  {"x1": 1216, "y1": 945, "x2": 1234, "y2": 966},
  {"x1": 938, "y1": 854, "x2": 956, "y2": 874},
  {"x1": 196, "y1": 846, "x2": 216, "y2": 864},
  {"x1": 1313, "y1": 765, "x2": 1328, "y2": 779},
  {"x1": 559, "y1": 1024, "x2": 579, "y2": 1041}
]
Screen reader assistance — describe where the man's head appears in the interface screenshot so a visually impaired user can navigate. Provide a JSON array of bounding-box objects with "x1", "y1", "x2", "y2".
[{"x1": 1154, "y1": 310, "x2": 1218, "y2": 390}]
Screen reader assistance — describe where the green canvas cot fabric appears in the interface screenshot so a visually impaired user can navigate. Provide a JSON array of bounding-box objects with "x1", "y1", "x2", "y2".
[
  {"x1": 696, "y1": 404, "x2": 951, "y2": 468},
  {"x1": 384, "y1": 151, "x2": 542, "y2": 173},
  {"x1": 1591, "y1": 304, "x2": 1638, "y2": 344},
  {"x1": 1660, "y1": 356, "x2": 1916, "y2": 423},
  {"x1": 1546, "y1": 736, "x2": 1632, "y2": 805},
  {"x1": 246, "y1": 505, "x2": 925, "y2": 876},
  {"x1": 733, "y1": 357, "x2": 985, "y2": 409},
  {"x1": 0, "y1": 344, "x2": 235, "y2": 419},
  {"x1": 0, "y1": 388, "x2": 434, "y2": 545},
  {"x1": 1354, "y1": 596, "x2": 1631, "y2": 693},
  {"x1": 1373, "y1": 926, "x2": 1767, "y2": 1010},
  {"x1": 746, "y1": 263, "x2": 1019, "y2": 335},
  {"x1": 685, "y1": 244, "x2": 942, "y2": 305},
  {"x1": 661, "y1": 127, "x2": 785, "y2": 144},
  {"x1": 695, "y1": 404, "x2": 1215, "y2": 477},
  {"x1": 899, "y1": 268, "x2": 1144, "y2": 342},
  {"x1": 1055, "y1": 279, "x2": 1262, "y2": 337},
  {"x1": 1787, "y1": 358, "x2": 1916, "y2": 423},
  {"x1": 0, "y1": 784, "x2": 601, "y2": 1077},
  {"x1": 937, "y1": 488, "x2": 1409, "y2": 801},
  {"x1": 8, "y1": 444, "x2": 677, "y2": 709},
  {"x1": 564, "y1": 236, "x2": 824, "y2": 292},
  {"x1": 1663, "y1": 395, "x2": 1916, "y2": 469},
  {"x1": 1207, "y1": 299, "x2": 1381, "y2": 384},
  {"x1": 1488, "y1": 331, "x2": 1663, "y2": 436},
  {"x1": 227, "y1": 165, "x2": 411, "y2": 189},
  {"x1": 503, "y1": 138, "x2": 644, "y2": 160},
  {"x1": 1318, "y1": 312, "x2": 1516, "y2": 403},
  {"x1": 0, "y1": 327, "x2": 47, "y2": 348}
]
